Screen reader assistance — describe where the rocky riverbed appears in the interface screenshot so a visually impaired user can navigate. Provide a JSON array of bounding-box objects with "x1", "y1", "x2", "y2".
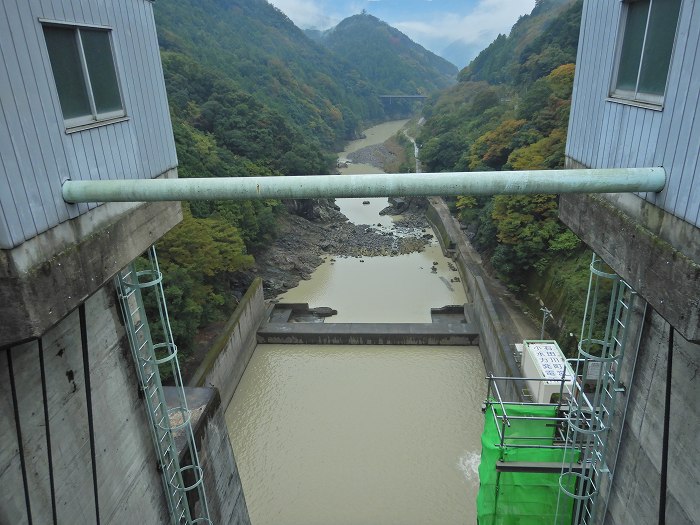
[
  {"x1": 248, "y1": 197, "x2": 433, "y2": 298},
  {"x1": 346, "y1": 143, "x2": 396, "y2": 168}
]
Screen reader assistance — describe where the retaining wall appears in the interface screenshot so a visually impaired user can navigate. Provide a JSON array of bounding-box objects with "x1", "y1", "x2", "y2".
[
  {"x1": 189, "y1": 278, "x2": 266, "y2": 409},
  {"x1": 426, "y1": 198, "x2": 524, "y2": 400}
]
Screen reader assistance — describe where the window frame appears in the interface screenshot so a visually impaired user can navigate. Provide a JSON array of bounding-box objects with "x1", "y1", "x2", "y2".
[
  {"x1": 40, "y1": 19, "x2": 127, "y2": 131},
  {"x1": 609, "y1": 0, "x2": 682, "y2": 108}
]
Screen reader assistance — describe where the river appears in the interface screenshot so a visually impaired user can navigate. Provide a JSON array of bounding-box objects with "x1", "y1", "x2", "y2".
[{"x1": 226, "y1": 120, "x2": 485, "y2": 525}]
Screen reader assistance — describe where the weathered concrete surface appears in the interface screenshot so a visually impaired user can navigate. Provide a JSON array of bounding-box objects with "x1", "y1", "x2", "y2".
[
  {"x1": 189, "y1": 278, "x2": 266, "y2": 409},
  {"x1": 426, "y1": 197, "x2": 530, "y2": 400},
  {"x1": 601, "y1": 307, "x2": 700, "y2": 525},
  {"x1": 0, "y1": 182, "x2": 182, "y2": 347},
  {"x1": 0, "y1": 286, "x2": 169, "y2": 524},
  {"x1": 257, "y1": 321, "x2": 479, "y2": 345},
  {"x1": 165, "y1": 387, "x2": 251, "y2": 525},
  {"x1": 197, "y1": 405, "x2": 251, "y2": 525},
  {"x1": 560, "y1": 192, "x2": 700, "y2": 342}
]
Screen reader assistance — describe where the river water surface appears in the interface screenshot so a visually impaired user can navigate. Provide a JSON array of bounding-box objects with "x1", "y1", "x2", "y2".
[{"x1": 226, "y1": 120, "x2": 485, "y2": 525}]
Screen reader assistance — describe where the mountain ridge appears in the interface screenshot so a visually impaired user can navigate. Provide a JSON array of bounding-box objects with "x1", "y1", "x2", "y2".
[{"x1": 314, "y1": 13, "x2": 458, "y2": 96}]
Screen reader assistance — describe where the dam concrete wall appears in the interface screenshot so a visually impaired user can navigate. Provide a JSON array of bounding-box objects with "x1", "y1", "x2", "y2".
[
  {"x1": 560, "y1": 190, "x2": 700, "y2": 524},
  {"x1": 190, "y1": 277, "x2": 266, "y2": 410},
  {"x1": 258, "y1": 320, "x2": 479, "y2": 345},
  {"x1": 1, "y1": 282, "x2": 253, "y2": 525},
  {"x1": 599, "y1": 305, "x2": 700, "y2": 524},
  {"x1": 1, "y1": 286, "x2": 170, "y2": 524},
  {"x1": 181, "y1": 388, "x2": 251, "y2": 525}
]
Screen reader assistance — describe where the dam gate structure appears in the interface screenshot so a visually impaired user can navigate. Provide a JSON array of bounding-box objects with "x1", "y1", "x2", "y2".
[{"x1": 1, "y1": 0, "x2": 699, "y2": 524}]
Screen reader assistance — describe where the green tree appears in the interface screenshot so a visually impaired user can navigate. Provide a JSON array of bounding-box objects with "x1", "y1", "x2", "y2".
[{"x1": 153, "y1": 205, "x2": 255, "y2": 350}]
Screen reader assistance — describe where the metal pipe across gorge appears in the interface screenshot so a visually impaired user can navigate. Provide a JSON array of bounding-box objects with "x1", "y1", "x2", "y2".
[{"x1": 61, "y1": 168, "x2": 666, "y2": 203}]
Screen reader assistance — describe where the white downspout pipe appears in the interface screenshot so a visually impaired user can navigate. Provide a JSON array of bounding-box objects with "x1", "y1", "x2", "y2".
[{"x1": 62, "y1": 168, "x2": 666, "y2": 203}]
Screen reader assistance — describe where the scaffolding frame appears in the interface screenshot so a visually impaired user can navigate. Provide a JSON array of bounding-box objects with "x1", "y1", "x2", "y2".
[
  {"x1": 481, "y1": 254, "x2": 637, "y2": 525},
  {"x1": 484, "y1": 375, "x2": 573, "y2": 452},
  {"x1": 115, "y1": 246, "x2": 212, "y2": 525},
  {"x1": 481, "y1": 374, "x2": 579, "y2": 525}
]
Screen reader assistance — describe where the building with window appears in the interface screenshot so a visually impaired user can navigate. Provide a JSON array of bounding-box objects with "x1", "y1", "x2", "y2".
[
  {"x1": 561, "y1": 0, "x2": 700, "y2": 523},
  {"x1": 0, "y1": 1, "x2": 250, "y2": 524}
]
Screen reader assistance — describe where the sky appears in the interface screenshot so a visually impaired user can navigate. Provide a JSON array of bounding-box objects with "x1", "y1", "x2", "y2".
[{"x1": 267, "y1": 0, "x2": 537, "y2": 67}]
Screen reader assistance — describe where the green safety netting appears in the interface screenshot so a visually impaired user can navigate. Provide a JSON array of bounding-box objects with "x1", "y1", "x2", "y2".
[{"x1": 476, "y1": 403, "x2": 579, "y2": 525}]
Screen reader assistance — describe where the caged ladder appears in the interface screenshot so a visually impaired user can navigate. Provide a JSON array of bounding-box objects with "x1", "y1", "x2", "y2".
[
  {"x1": 115, "y1": 246, "x2": 212, "y2": 524},
  {"x1": 556, "y1": 254, "x2": 636, "y2": 525}
]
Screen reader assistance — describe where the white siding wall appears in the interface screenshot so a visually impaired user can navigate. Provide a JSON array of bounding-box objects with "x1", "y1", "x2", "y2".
[
  {"x1": 566, "y1": 0, "x2": 700, "y2": 228},
  {"x1": 0, "y1": 0, "x2": 177, "y2": 249}
]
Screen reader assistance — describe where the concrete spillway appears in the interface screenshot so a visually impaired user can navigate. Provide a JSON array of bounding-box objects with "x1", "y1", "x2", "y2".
[{"x1": 257, "y1": 321, "x2": 479, "y2": 345}]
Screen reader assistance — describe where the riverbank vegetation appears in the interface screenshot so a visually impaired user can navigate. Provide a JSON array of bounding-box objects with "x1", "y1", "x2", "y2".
[
  {"x1": 417, "y1": 0, "x2": 587, "y2": 351},
  {"x1": 382, "y1": 133, "x2": 417, "y2": 173}
]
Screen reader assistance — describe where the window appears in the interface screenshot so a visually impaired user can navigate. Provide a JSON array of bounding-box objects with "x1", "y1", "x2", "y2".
[
  {"x1": 612, "y1": 0, "x2": 682, "y2": 105},
  {"x1": 43, "y1": 24, "x2": 125, "y2": 128}
]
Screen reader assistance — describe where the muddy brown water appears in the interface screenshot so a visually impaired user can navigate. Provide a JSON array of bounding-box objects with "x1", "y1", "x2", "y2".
[{"x1": 226, "y1": 121, "x2": 485, "y2": 525}]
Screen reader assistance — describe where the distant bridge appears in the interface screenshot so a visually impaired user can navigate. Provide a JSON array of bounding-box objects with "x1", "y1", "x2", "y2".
[{"x1": 378, "y1": 94, "x2": 428, "y2": 103}]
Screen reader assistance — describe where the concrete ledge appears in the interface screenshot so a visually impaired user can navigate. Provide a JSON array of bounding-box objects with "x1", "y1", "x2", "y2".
[
  {"x1": 560, "y1": 193, "x2": 700, "y2": 342},
  {"x1": 257, "y1": 322, "x2": 479, "y2": 345},
  {"x1": 0, "y1": 196, "x2": 182, "y2": 347},
  {"x1": 164, "y1": 386, "x2": 221, "y2": 462}
]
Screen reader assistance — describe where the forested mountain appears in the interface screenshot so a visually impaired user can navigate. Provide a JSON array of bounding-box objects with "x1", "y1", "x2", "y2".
[
  {"x1": 155, "y1": 0, "x2": 383, "y2": 150},
  {"x1": 314, "y1": 13, "x2": 458, "y2": 95},
  {"x1": 418, "y1": 0, "x2": 585, "y2": 348},
  {"x1": 460, "y1": 0, "x2": 581, "y2": 86},
  {"x1": 148, "y1": 0, "x2": 586, "y2": 360}
]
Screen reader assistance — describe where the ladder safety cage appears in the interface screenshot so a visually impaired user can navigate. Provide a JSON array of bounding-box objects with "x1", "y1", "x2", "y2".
[
  {"x1": 555, "y1": 254, "x2": 637, "y2": 525},
  {"x1": 115, "y1": 246, "x2": 213, "y2": 525}
]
